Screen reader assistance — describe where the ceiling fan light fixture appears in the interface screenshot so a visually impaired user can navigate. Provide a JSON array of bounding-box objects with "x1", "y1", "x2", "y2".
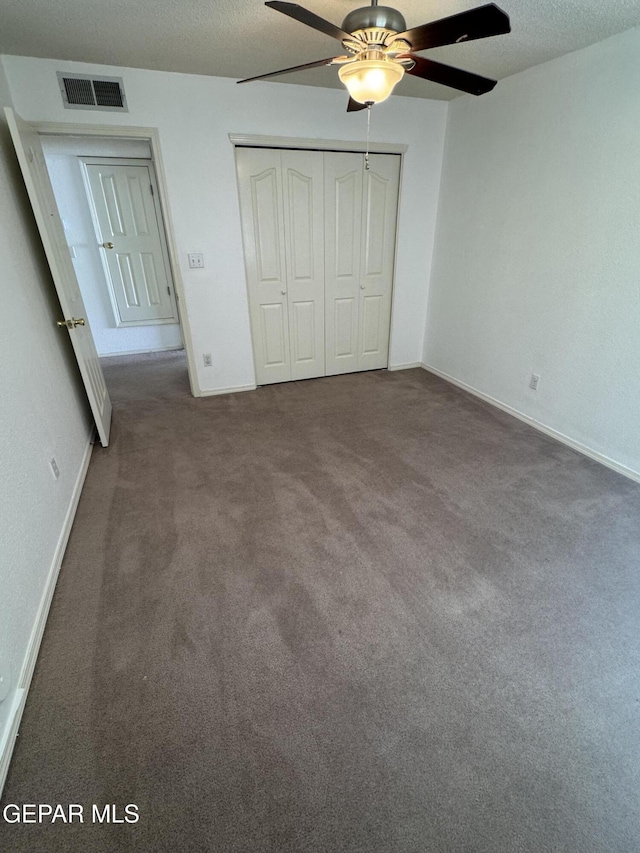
[{"x1": 338, "y1": 59, "x2": 404, "y2": 105}]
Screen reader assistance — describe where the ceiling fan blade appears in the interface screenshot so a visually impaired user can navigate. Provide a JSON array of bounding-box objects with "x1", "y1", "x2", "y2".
[
  {"x1": 405, "y1": 55, "x2": 497, "y2": 95},
  {"x1": 395, "y1": 4, "x2": 510, "y2": 52},
  {"x1": 347, "y1": 97, "x2": 367, "y2": 112},
  {"x1": 237, "y1": 56, "x2": 338, "y2": 84},
  {"x1": 265, "y1": 1, "x2": 352, "y2": 42}
]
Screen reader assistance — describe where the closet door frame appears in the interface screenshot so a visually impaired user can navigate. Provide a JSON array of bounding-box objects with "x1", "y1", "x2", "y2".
[{"x1": 232, "y1": 135, "x2": 407, "y2": 386}]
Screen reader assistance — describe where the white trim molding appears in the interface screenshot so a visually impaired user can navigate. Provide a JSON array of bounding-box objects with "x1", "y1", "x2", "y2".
[
  {"x1": 99, "y1": 346, "x2": 184, "y2": 358},
  {"x1": 199, "y1": 383, "x2": 257, "y2": 398},
  {"x1": 0, "y1": 434, "x2": 94, "y2": 796},
  {"x1": 229, "y1": 133, "x2": 408, "y2": 155},
  {"x1": 422, "y1": 364, "x2": 640, "y2": 485},
  {"x1": 388, "y1": 362, "x2": 423, "y2": 371}
]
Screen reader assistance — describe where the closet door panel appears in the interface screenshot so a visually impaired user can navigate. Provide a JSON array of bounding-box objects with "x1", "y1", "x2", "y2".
[
  {"x1": 260, "y1": 302, "x2": 288, "y2": 367},
  {"x1": 357, "y1": 153, "x2": 400, "y2": 371},
  {"x1": 361, "y1": 294, "x2": 383, "y2": 354},
  {"x1": 324, "y1": 151, "x2": 363, "y2": 376},
  {"x1": 282, "y1": 150, "x2": 325, "y2": 380},
  {"x1": 236, "y1": 148, "x2": 291, "y2": 384}
]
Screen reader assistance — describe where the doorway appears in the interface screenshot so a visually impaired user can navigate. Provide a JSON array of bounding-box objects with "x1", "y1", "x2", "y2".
[
  {"x1": 41, "y1": 135, "x2": 186, "y2": 390},
  {"x1": 7, "y1": 111, "x2": 199, "y2": 445},
  {"x1": 40, "y1": 133, "x2": 192, "y2": 414}
]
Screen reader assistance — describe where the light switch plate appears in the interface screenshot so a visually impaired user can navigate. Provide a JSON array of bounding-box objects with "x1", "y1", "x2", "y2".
[{"x1": 188, "y1": 253, "x2": 204, "y2": 269}]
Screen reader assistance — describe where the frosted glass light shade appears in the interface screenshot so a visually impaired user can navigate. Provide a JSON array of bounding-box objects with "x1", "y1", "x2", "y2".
[{"x1": 338, "y1": 60, "x2": 405, "y2": 105}]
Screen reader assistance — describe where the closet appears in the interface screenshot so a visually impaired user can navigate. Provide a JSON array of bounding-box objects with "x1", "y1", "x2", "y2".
[{"x1": 236, "y1": 147, "x2": 400, "y2": 385}]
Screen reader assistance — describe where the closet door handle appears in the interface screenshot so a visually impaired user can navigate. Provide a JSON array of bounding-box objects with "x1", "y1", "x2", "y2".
[
  {"x1": 360, "y1": 284, "x2": 365, "y2": 289},
  {"x1": 281, "y1": 289, "x2": 287, "y2": 295}
]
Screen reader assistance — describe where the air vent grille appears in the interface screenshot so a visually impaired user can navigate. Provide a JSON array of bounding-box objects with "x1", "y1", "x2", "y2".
[
  {"x1": 92, "y1": 79, "x2": 124, "y2": 108},
  {"x1": 57, "y1": 72, "x2": 128, "y2": 112},
  {"x1": 63, "y1": 76, "x2": 94, "y2": 106}
]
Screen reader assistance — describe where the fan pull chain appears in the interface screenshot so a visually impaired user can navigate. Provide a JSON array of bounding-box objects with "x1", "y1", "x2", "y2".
[{"x1": 365, "y1": 103, "x2": 372, "y2": 171}]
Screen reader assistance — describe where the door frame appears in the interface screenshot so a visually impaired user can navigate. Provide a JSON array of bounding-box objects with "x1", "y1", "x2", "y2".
[
  {"x1": 32, "y1": 120, "x2": 199, "y2": 397},
  {"x1": 230, "y1": 133, "x2": 407, "y2": 384}
]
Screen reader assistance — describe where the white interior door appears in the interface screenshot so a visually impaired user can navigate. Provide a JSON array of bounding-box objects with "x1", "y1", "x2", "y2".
[
  {"x1": 281, "y1": 149, "x2": 325, "y2": 381},
  {"x1": 357, "y1": 153, "x2": 401, "y2": 371},
  {"x1": 82, "y1": 159, "x2": 179, "y2": 327},
  {"x1": 236, "y1": 147, "x2": 291, "y2": 385},
  {"x1": 325, "y1": 151, "x2": 400, "y2": 375},
  {"x1": 5, "y1": 108, "x2": 112, "y2": 446},
  {"x1": 324, "y1": 151, "x2": 364, "y2": 376}
]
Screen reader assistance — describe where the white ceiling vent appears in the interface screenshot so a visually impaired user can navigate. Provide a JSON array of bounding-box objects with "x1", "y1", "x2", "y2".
[{"x1": 57, "y1": 72, "x2": 128, "y2": 112}]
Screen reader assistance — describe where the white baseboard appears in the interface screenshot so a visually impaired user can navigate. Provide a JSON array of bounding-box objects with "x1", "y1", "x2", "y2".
[
  {"x1": 100, "y1": 345, "x2": 184, "y2": 358},
  {"x1": 421, "y1": 364, "x2": 640, "y2": 485},
  {"x1": 199, "y1": 383, "x2": 257, "y2": 398},
  {"x1": 0, "y1": 435, "x2": 94, "y2": 796},
  {"x1": 388, "y1": 362, "x2": 424, "y2": 371}
]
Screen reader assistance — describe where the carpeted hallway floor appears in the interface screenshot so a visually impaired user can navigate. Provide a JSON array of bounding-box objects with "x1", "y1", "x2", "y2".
[{"x1": 2, "y1": 351, "x2": 640, "y2": 853}]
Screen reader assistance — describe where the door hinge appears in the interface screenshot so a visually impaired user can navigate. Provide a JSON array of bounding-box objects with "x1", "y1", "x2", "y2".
[
  {"x1": 167, "y1": 286, "x2": 170, "y2": 294},
  {"x1": 150, "y1": 183, "x2": 154, "y2": 196}
]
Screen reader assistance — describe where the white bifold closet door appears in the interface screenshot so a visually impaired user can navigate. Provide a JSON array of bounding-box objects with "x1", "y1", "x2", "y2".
[
  {"x1": 237, "y1": 147, "x2": 400, "y2": 385},
  {"x1": 236, "y1": 147, "x2": 325, "y2": 385},
  {"x1": 324, "y1": 152, "x2": 400, "y2": 375}
]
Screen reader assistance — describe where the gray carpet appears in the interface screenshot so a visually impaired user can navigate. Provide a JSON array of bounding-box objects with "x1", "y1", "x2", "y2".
[{"x1": 3, "y1": 352, "x2": 640, "y2": 853}]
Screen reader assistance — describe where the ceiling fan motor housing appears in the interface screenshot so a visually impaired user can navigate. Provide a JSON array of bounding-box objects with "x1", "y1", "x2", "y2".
[{"x1": 342, "y1": 5, "x2": 407, "y2": 38}]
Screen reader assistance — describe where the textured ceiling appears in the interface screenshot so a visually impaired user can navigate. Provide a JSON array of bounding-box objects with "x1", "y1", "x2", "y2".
[{"x1": 1, "y1": 0, "x2": 640, "y2": 100}]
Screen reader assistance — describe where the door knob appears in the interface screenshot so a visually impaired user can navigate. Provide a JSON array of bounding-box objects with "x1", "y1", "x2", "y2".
[
  {"x1": 281, "y1": 290, "x2": 287, "y2": 295},
  {"x1": 360, "y1": 284, "x2": 366, "y2": 289},
  {"x1": 102, "y1": 242, "x2": 114, "y2": 249},
  {"x1": 56, "y1": 317, "x2": 85, "y2": 329}
]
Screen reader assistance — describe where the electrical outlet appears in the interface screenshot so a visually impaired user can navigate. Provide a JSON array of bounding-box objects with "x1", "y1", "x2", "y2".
[
  {"x1": 188, "y1": 252, "x2": 204, "y2": 269},
  {"x1": 50, "y1": 458, "x2": 60, "y2": 480},
  {"x1": 203, "y1": 353, "x2": 213, "y2": 367},
  {"x1": 529, "y1": 373, "x2": 540, "y2": 391}
]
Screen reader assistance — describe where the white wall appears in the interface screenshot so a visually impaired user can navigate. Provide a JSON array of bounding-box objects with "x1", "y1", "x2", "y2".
[
  {"x1": 2, "y1": 55, "x2": 448, "y2": 393},
  {"x1": 0, "y1": 58, "x2": 92, "y2": 786},
  {"x1": 424, "y1": 26, "x2": 640, "y2": 477},
  {"x1": 41, "y1": 135, "x2": 183, "y2": 356}
]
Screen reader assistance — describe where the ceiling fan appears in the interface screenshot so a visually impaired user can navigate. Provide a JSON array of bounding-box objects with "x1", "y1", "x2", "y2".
[{"x1": 238, "y1": 1, "x2": 511, "y2": 110}]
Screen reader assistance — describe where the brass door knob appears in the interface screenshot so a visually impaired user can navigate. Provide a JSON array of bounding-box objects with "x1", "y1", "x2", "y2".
[
  {"x1": 56, "y1": 317, "x2": 86, "y2": 329},
  {"x1": 102, "y1": 242, "x2": 114, "y2": 249}
]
